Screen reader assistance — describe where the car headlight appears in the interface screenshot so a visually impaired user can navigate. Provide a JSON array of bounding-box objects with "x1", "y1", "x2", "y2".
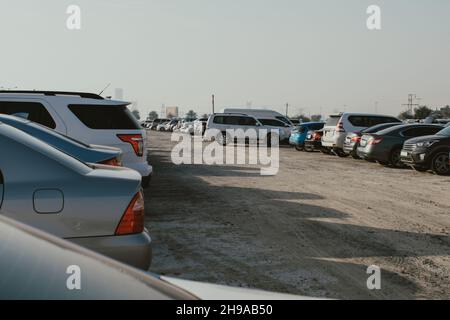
[{"x1": 416, "y1": 140, "x2": 438, "y2": 148}]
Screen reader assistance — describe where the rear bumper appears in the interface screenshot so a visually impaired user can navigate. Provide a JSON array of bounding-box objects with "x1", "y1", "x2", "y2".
[
  {"x1": 343, "y1": 143, "x2": 356, "y2": 155},
  {"x1": 305, "y1": 140, "x2": 321, "y2": 150},
  {"x1": 126, "y1": 162, "x2": 153, "y2": 177},
  {"x1": 68, "y1": 230, "x2": 152, "y2": 270},
  {"x1": 322, "y1": 133, "x2": 346, "y2": 149}
]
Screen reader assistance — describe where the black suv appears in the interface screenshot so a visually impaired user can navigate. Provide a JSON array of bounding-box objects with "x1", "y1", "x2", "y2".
[{"x1": 400, "y1": 125, "x2": 450, "y2": 175}]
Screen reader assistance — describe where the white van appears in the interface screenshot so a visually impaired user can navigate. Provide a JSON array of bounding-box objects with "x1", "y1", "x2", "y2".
[{"x1": 220, "y1": 108, "x2": 293, "y2": 126}]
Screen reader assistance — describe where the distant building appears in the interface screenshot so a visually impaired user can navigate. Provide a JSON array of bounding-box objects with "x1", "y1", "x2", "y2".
[
  {"x1": 166, "y1": 106, "x2": 179, "y2": 118},
  {"x1": 114, "y1": 88, "x2": 124, "y2": 101}
]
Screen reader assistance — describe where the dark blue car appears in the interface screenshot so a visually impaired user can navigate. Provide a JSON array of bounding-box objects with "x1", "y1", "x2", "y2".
[
  {"x1": 289, "y1": 122, "x2": 325, "y2": 151},
  {"x1": 0, "y1": 114, "x2": 122, "y2": 165}
]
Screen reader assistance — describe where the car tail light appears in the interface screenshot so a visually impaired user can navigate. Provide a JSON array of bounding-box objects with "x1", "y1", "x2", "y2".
[
  {"x1": 351, "y1": 136, "x2": 361, "y2": 143},
  {"x1": 99, "y1": 157, "x2": 122, "y2": 167},
  {"x1": 336, "y1": 121, "x2": 345, "y2": 133},
  {"x1": 115, "y1": 192, "x2": 145, "y2": 235},
  {"x1": 117, "y1": 134, "x2": 144, "y2": 157},
  {"x1": 368, "y1": 137, "x2": 383, "y2": 145},
  {"x1": 313, "y1": 132, "x2": 321, "y2": 141}
]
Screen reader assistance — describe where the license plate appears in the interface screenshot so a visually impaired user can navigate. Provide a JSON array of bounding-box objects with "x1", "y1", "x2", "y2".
[{"x1": 401, "y1": 151, "x2": 408, "y2": 157}]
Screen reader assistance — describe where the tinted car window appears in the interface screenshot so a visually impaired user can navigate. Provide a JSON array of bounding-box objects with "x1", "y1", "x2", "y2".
[
  {"x1": 68, "y1": 105, "x2": 140, "y2": 130},
  {"x1": 0, "y1": 101, "x2": 56, "y2": 129},
  {"x1": 402, "y1": 126, "x2": 442, "y2": 138},
  {"x1": 310, "y1": 123, "x2": 325, "y2": 131},
  {"x1": 259, "y1": 119, "x2": 285, "y2": 127},
  {"x1": 348, "y1": 116, "x2": 400, "y2": 127},
  {"x1": 437, "y1": 127, "x2": 450, "y2": 136},
  {"x1": 238, "y1": 117, "x2": 257, "y2": 126}
]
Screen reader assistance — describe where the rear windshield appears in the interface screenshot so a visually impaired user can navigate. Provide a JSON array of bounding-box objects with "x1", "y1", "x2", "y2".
[
  {"x1": 326, "y1": 116, "x2": 341, "y2": 126},
  {"x1": 362, "y1": 122, "x2": 401, "y2": 133},
  {"x1": 68, "y1": 105, "x2": 140, "y2": 130}
]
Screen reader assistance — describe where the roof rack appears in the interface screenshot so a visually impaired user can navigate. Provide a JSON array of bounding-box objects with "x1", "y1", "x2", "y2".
[{"x1": 0, "y1": 91, "x2": 104, "y2": 100}]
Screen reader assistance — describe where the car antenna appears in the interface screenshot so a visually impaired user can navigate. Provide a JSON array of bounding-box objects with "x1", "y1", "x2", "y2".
[{"x1": 98, "y1": 83, "x2": 111, "y2": 96}]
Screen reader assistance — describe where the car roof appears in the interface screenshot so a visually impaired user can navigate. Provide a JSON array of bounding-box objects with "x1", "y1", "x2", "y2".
[{"x1": 0, "y1": 91, "x2": 129, "y2": 106}]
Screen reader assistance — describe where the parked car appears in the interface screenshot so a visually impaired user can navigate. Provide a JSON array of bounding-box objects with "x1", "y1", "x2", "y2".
[
  {"x1": 165, "y1": 119, "x2": 179, "y2": 132},
  {"x1": 157, "y1": 121, "x2": 170, "y2": 131},
  {"x1": 304, "y1": 129, "x2": 327, "y2": 153},
  {"x1": 0, "y1": 215, "x2": 311, "y2": 300},
  {"x1": 400, "y1": 125, "x2": 450, "y2": 175},
  {"x1": 206, "y1": 113, "x2": 289, "y2": 146},
  {"x1": 256, "y1": 118, "x2": 292, "y2": 142},
  {"x1": 0, "y1": 114, "x2": 123, "y2": 166},
  {"x1": 193, "y1": 117, "x2": 208, "y2": 136},
  {"x1": 0, "y1": 91, "x2": 153, "y2": 188},
  {"x1": 357, "y1": 124, "x2": 444, "y2": 168},
  {"x1": 289, "y1": 122, "x2": 325, "y2": 151},
  {"x1": 220, "y1": 108, "x2": 293, "y2": 126},
  {"x1": 0, "y1": 122, "x2": 152, "y2": 269},
  {"x1": 289, "y1": 118, "x2": 301, "y2": 126},
  {"x1": 343, "y1": 122, "x2": 402, "y2": 159},
  {"x1": 322, "y1": 113, "x2": 401, "y2": 157},
  {"x1": 150, "y1": 118, "x2": 168, "y2": 130}
]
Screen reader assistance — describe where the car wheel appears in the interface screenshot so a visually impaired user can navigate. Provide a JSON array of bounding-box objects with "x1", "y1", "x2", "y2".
[
  {"x1": 321, "y1": 148, "x2": 332, "y2": 155},
  {"x1": 334, "y1": 149, "x2": 349, "y2": 158},
  {"x1": 295, "y1": 145, "x2": 304, "y2": 151},
  {"x1": 431, "y1": 152, "x2": 450, "y2": 175},
  {"x1": 351, "y1": 153, "x2": 360, "y2": 160},
  {"x1": 389, "y1": 148, "x2": 405, "y2": 168}
]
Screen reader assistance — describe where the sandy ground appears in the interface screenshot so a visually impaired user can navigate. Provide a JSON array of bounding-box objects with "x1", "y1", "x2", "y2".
[{"x1": 145, "y1": 131, "x2": 450, "y2": 299}]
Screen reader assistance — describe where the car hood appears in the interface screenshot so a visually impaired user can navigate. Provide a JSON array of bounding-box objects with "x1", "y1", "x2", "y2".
[
  {"x1": 160, "y1": 276, "x2": 323, "y2": 300},
  {"x1": 404, "y1": 135, "x2": 447, "y2": 144}
]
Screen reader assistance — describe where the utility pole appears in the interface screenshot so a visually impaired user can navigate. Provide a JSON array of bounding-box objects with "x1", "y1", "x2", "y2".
[
  {"x1": 212, "y1": 94, "x2": 215, "y2": 114},
  {"x1": 285, "y1": 103, "x2": 289, "y2": 117},
  {"x1": 402, "y1": 94, "x2": 420, "y2": 115}
]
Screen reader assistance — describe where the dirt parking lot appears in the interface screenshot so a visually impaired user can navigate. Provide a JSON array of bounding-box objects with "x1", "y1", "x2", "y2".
[{"x1": 145, "y1": 131, "x2": 450, "y2": 299}]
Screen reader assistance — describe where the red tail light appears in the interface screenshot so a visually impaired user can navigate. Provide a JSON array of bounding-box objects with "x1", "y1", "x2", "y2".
[
  {"x1": 336, "y1": 121, "x2": 345, "y2": 133},
  {"x1": 117, "y1": 134, "x2": 144, "y2": 157},
  {"x1": 115, "y1": 192, "x2": 145, "y2": 235},
  {"x1": 351, "y1": 136, "x2": 361, "y2": 143},
  {"x1": 99, "y1": 157, "x2": 122, "y2": 167},
  {"x1": 313, "y1": 132, "x2": 321, "y2": 141}
]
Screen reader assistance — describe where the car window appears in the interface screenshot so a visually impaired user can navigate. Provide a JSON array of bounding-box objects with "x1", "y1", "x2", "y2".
[
  {"x1": 68, "y1": 105, "x2": 140, "y2": 130},
  {"x1": 348, "y1": 116, "x2": 400, "y2": 127},
  {"x1": 402, "y1": 126, "x2": 441, "y2": 138},
  {"x1": 310, "y1": 123, "x2": 325, "y2": 131},
  {"x1": 259, "y1": 119, "x2": 285, "y2": 127},
  {"x1": 275, "y1": 116, "x2": 292, "y2": 125},
  {"x1": 238, "y1": 116, "x2": 257, "y2": 126},
  {"x1": 0, "y1": 101, "x2": 56, "y2": 129}
]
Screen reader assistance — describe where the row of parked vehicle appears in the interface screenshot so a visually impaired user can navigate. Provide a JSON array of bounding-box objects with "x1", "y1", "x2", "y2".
[
  {"x1": 289, "y1": 113, "x2": 450, "y2": 175},
  {"x1": 0, "y1": 90, "x2": 154, "y2": 270}
]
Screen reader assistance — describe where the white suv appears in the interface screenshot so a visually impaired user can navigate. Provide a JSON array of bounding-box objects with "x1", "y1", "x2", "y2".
[
  {"x1": 321, "y1": 113, "x2": 401, "y2": 156},
  {"x1": 206, "y1": 113, "x2": 291, "y2": 144},
  {"x1": 0, "y1": 91, "x2": 153, "y2": 187}
]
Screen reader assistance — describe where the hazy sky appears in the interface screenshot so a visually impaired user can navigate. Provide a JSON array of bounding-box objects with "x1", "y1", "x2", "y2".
[{"x1": 1, "y1": 0, "x2": 449, "y2": 117}]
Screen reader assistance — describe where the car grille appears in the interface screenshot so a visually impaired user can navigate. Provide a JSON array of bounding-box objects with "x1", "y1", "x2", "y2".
[{"x1": 403, "y1": 143, "x2": 416, "y2": 152}]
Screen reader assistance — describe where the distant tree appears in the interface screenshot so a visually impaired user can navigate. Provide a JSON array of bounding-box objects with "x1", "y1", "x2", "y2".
[
  {"x1": 148, "y1": 111, "x2": 159, "y2": 120},
  {"x1": 186, "y1": 110, "x2": 197, "y2": 119},
  {"x1": 439, "y1": 105, "x2": 450, "y2": 118},
  {"x1": 131, "y1": 110, "x2": 140, "y2": 120},
  {"x1": 398, "y1": 110, "x2": 414, "y2": 120},
  {"x1": 414, "y1": 106, "x2": 432, "y2": 119},
  {"x1": 310, "y1": 114, "x2": 322, "y2": 122}
]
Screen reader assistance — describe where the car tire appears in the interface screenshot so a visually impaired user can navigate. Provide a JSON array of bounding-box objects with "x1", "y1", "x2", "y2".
[
  {"x1": 351, "y1": 153, "x2": 360, "y2": 160},
  {"x1": 295, "y1": 145, "x2": 304, "y2": 151},
  {"x1": 334, "y1": 149, "x2": 349, "y2": 158},
  {"x1": 431, "y1": 152, "x2": 450, "y2": 175},
  {"x1": 389, "y1": 148, "x2": 405, "y2": 168}
]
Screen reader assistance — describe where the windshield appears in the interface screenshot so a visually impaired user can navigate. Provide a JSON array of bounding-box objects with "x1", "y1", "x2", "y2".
[{"x1": 437, "y1": 126, "x2": 450, "y2": 136}]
